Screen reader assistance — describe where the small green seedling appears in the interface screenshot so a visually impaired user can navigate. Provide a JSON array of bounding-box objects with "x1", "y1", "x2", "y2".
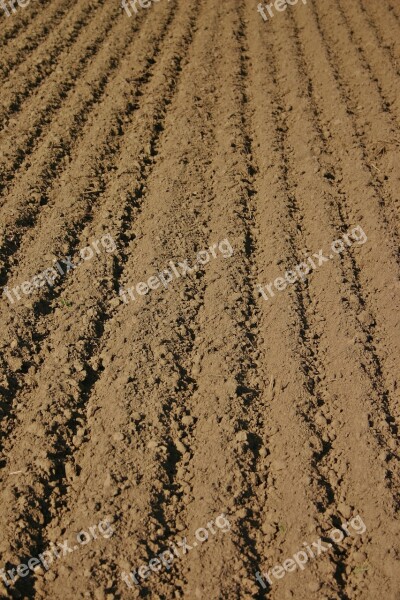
[
  {"x1": 278, "y1": 523, "x2": 286, "y2": 535},
  {"x1": 60, "y1": 299, "x2": 74, "y2": 308},
  {"x1": 353, "y1": 563, "x2": 369, "y2": 574}
]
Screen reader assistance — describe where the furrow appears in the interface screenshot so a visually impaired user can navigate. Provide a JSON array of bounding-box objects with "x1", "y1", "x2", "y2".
[
  {"x1": 0, "y1": 2, "x2": 204, "y2": 596},
  {"x1": 310, "y1": 0, "x2": 400, "y2": 253},
  {"x1": 302, "y1": 0, "x2": 400, "y2": 456},
  {"x1": 286, "y1": 3, "x2": 400, "y2": 595},
  {"x1": 215, "y1": 4, "x2": 356, "y2": 597},
  {"x1": 0, "y1": 5, "x2": 151, "y2": 285},
  {"x1": 167, "y1": 1, "x2": 269, "y2": 595},
  {"x1": 311, "y1": 0, "x2": 400, "y2": 258},
  {"x1": 112, "y1": 24, "x2": 222, "y2": 599},
  {"x1": 0, "y1": 0, "x2": 101, "y2": 129},
  {"x1": 204, "y1": 0, "x2": 271, "y2": 593},
  {"x1": 336, "y1": 0, "x2": 400, "y2": 129},
  {"x1": 255, "y1": 13, "x2": 350, "y2": 600},
  {"x1": 0, "y1": 0, "x2": 177, "y2": 458},
  {"x1": 0, "y1": 0, "x2": 77, "y2": 85},
  {"x1": 0, "y1": 0, "x2": 53, "y2": 48},
  {"x1": 360, "y1": 0, "x2": 400, "y2": 67},
  {"x1": 0, "y1": 0, "x2": 128, "y2": 190}
]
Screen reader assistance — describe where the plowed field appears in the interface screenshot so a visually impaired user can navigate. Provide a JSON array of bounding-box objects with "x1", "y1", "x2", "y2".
[{"x1": 0, "y1": 0, "x2": 399, "y2": 598}]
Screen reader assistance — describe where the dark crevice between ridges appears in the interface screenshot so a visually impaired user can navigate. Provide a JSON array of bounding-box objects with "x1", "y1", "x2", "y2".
[
  {"x1": 0, "y1": 0, "x2": 79, "y2": 85},
  {"x1": 1, "y1": 8, "x2": 202, "y2": 596},
  {"x1": 256, "y1": 12, "x2": 351, "y2": 597},
  {"x1": 228, "y1": 5, "x2": 271, "y2": 599},
  {"x1": 309, "y1": 0, "x2": 400, "y2": 269},
  {"x1": 0, "y1": 0, "x2": 117, "y2": 193},
  {"x1": 0, "y1": 0, "x2": 54, "y2": 51},
  {"x1": 0, "y1": 0, "x2": 103, "y2": 130},
  {"x1": 336, "y1": 0, "x2": 399, "y2": 120},
  {"x1": 358, "y1": 0, "x2": 400, "y2": 76},
  {"x1": 299, "y1": 3, "x2": 400, "y2": 474}
]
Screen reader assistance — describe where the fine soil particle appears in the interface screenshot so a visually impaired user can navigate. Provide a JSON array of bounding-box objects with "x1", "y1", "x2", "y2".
[{"x1": 0, "y1": 0, "x2": 399, "y2": 598}]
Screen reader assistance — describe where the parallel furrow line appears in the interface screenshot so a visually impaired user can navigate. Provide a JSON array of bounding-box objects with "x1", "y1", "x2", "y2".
[
  {"x1": 227, "y1": 2, "x2": 271, "y2": 592},
  {"x1": 0, "y1": 8, "x2": 151, "y2": 284},
  {"x1": 336, "y1": 0, "x2": 400, "y2": 131},
  {"x1": 0, "y1": 5, "x2": 202, "y2": 594},
  {"x1": 304, "y1": 1, "x2": 400, "y2": 455},
  {"x1": 0, "y1": 0, "x2": 127, "y2": 190},
  {"x1": 0, "y1": 0, "x2": 102, "y2": 128},
  {"x1": 310, "y1": 1, "x2": 400, "y2": 266},
  {"x1": 257, "y1": 12, "x2": 360, "y2": 598},
  {"x1": 359, "y1": 0, "x2": 400, "y2": 67},
  {"x1": 0, "y1": 0, "x2": 77, "y2": 84},
  {"x1": 0, "y1": 0, "x2": 54, "y2": 48},
  {"x1": 290, "y1": 3, "x2": 400, "y2": 502}
]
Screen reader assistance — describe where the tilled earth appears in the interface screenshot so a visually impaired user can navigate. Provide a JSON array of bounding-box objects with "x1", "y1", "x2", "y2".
[{"x1": 0, "y1": 0, "x2": 399, "y2": 598}]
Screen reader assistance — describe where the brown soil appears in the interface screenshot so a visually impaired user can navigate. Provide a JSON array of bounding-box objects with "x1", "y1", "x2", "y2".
[{"x1": 0, "y1": 0, "x2": 399, "y2": 599}]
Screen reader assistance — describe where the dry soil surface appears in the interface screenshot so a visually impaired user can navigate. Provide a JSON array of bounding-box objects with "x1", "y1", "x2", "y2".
[{"x1": 0, "y1": 0, "x2": 399, "y2": 599}]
